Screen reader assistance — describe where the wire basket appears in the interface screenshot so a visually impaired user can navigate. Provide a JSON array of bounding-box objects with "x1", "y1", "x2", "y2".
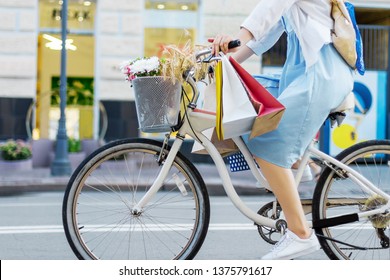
[{"x1": 132, "y1": 76, "x2": 181, "y2": 133}]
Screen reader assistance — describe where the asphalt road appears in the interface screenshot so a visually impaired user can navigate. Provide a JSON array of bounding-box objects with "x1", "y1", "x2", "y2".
[{"x1": 0, "y1": 190, "x2": 329, "y2": 260}]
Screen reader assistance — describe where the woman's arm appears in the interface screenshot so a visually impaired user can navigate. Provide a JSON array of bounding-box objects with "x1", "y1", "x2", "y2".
[
  {"x1": 211, "y1": 27, "x2": 254, "y2": 56},
  {"x1": 211, "y1": 21, "x2": 285, "y2": 64},
  {"x1": 231, "y1": 45, "x2": 255, "y2": 63}
]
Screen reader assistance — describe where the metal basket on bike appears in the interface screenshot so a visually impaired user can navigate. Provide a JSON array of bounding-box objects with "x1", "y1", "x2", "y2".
[{"x1": 132, "y1": 76, "x2": 181, "y2": 133}]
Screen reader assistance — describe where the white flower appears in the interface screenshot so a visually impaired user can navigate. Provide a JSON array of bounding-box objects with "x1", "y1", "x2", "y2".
[
  {"x1": 131, "y1": 56, "x2": 160, "y2": 74},
  {"x1": 119, "y1": 60, "x2": 130, "y2": 72},
  {"x1": 120, "y1": 56, "x2": 162, "y2": 82}
]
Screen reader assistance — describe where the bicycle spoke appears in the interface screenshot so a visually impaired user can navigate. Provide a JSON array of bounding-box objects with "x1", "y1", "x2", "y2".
[
  {"x1": 313, "y1": 141, "x2": 390, "y2": 260},
  {"x1": 63, "y1": 139, "x2": 209, "y2": 260}
]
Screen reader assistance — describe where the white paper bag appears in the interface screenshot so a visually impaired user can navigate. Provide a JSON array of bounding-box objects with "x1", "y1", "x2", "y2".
[{"x1": 220, "y1": 55, "x2": 257, "y2": 139}]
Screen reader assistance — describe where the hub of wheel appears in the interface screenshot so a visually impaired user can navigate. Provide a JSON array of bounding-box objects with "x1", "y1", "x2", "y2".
[{"x1": 131, "y1": 209, "x2": 143, "y2": 217}]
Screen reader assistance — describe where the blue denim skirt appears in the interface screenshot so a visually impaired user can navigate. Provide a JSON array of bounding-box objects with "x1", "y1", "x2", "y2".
[{"x1": 242, "y1": 31, "x2": 354, "y2": 168}]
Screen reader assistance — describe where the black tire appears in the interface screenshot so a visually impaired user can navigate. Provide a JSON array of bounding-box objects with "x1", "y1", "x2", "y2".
[
  {"x1": 62, "y1": 138, "x2": 210, "y2": 260},
  {"x1": 313, "y1": 140, "x2": 390, "y2": 260}
]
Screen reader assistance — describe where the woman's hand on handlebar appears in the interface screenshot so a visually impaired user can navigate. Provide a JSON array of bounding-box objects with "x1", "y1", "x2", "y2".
[{"x1": 208, "y1": 35, "x2": 241, "y2": 56}]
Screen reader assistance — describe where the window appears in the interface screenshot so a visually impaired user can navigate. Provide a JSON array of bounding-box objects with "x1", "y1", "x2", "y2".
[
  {"x1": 39, "y1": 0, "x2": 96, "y2": 32},
  {"x1": 144, "y1": 0, "x2": 200, "y2": 57},
  {"x1": 36, "y1": 0, "x2": 96, "y2": 140}
]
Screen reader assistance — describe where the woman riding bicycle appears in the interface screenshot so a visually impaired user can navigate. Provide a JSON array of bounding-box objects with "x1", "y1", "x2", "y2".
[{"x1": 211, "y1": 0, "x2": 354, "y2": 260}]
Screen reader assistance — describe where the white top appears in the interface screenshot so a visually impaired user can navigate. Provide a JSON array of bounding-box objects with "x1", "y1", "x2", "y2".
[{"x1": 241, "y1": 0, "x2": 333, "y2": 68}]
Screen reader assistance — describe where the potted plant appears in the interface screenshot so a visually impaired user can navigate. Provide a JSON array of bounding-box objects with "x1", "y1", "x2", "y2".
[
  {"x1": 0, "y1": 139, "x2": 33, "y2": 170},
  {"x1": 49, "y1": 138, "x2": 86, "y2": 170},
  {"x1": 68, "y1": 138, "x2": 82, "y2": 153},
  {"x1": 67, "y1": 138, "x2": 86, "y2": 170}
]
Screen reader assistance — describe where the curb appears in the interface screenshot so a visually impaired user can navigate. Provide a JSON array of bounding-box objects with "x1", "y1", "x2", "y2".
[{"x1": 0, "y1": 164, "x2": 268, "y2": 196}]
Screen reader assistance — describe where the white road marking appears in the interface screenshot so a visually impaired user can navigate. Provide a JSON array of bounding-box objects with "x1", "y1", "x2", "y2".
[
  {"x1": 0, "y1": 223, "x2": 257, "y2": 234},
  {"x1": 0, "y1": 223, "x2": 373, "y2": 235}
]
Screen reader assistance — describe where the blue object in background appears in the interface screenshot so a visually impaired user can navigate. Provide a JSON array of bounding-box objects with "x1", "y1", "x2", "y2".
[{"x1": 346, "y1": 2, "x2": 365, "y2": 75}]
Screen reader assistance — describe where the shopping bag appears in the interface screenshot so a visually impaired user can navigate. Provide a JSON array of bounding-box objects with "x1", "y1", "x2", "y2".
[
  {"x1": 215, "y1": 60, "x2": 224, "y2": 139},
  {"x1": 229, "y1": 56, "x2": 285, "y2": 139},
  {"x1": 227, "y1": 152, "x2": 251, "y2": 172},
  {"x1": 216, "y1": 55, "x2": 257, "y2": 140},
  {"x1": 201, "y1": 81, "x2": 217, "y2": 112},
  {"x1": 191, "y1": 69, "x2": 237, "y2": 156},
  {"x1": 191, "y1": 127, "x2": 238, "y2": 155},
  {"x1": 330, "y1": 0, "x2": 357, "y2": 69},
  {"x1": 344, "y1": 1, "x2": 365, "y2": 75}
]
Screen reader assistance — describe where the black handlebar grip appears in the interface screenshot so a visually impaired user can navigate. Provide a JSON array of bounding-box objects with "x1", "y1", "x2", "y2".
[{"x1": 228, "y1": 39, "x2": 241, "y2": 49}]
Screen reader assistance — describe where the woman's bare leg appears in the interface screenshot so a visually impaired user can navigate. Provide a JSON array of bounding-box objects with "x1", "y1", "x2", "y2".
[{"x1": 256, "y1": 157, "x2": 311, "y2": 238}]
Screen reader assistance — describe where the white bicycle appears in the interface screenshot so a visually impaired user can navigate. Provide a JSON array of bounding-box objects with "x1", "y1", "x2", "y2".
[{"x1": 63, "y1": 44, "x2": 390, "y2": 260}]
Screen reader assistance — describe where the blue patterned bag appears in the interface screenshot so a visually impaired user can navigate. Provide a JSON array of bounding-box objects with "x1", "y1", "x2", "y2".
[
  {"x1": 227, "y1": 152, "x2": 260, "y2": 172},
  {"x1": 227, "y1": 153, "x2": 251, "y2": 172}
]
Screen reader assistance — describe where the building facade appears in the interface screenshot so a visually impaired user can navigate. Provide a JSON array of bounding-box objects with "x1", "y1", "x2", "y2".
[{"x1": 0, "y1": 0, "x2": 389, "y2": 144}]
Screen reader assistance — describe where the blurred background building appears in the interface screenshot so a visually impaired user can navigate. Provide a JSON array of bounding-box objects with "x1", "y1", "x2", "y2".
[{"x1": 0, "y1": 0, "x2": 389, "y2": 161}]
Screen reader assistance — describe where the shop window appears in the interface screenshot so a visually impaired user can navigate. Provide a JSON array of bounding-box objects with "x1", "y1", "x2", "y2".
[
  {"x1": 144, "y1": 0, "x2": 200, "y2": 57},
  {"x1": 36, "y1": 1, "x2": 96, "y2": 140},
  {"x1": 39, "y1": 0, "x2": 96, "y2": 31}
]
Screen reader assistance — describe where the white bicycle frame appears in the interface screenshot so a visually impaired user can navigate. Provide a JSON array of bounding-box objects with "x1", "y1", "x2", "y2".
[{"x1": 132, "y1": 60, "x2": 390, "y2": 231}]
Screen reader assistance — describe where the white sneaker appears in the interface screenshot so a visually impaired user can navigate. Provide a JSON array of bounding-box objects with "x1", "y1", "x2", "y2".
[
  {"x1": 261, "y1": 229, "x2": 320, "y2": 260},
  {"x1": 292, "y1": 165, "x2": 313, "y2": 182}
]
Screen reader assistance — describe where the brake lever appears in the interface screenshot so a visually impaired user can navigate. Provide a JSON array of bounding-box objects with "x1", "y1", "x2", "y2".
[
  {"x1": 202, "y1": 55, "x2": 222, "y2": 63},
  {"x1": 202, "y1": 54, "x2": 214, "y2": 63}
]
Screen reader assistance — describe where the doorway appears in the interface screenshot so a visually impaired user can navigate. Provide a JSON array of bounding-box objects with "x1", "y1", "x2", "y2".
[{"x1": 36, "y1": 0, "x2": 96, "y2": 140}]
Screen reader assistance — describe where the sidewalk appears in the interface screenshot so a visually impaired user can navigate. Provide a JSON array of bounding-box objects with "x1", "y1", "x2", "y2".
[{"x1": 0, "y1": 163, "x2": 264, "y2": 196}]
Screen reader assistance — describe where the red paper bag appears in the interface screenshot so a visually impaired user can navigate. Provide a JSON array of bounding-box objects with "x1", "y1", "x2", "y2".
[{"x1": 229, "y1": 56, "x2": 285, "y2": 139}]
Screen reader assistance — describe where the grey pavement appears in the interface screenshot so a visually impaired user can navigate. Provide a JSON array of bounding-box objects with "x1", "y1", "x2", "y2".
[{"x1": 0, "y1": 163, "x2": 269, "y2": 196}]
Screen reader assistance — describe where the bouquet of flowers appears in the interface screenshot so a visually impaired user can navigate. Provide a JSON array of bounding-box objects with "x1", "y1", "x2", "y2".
[
  {"x1": 120, "y1": 39, "x2": 208, "y2": 85},
  {"x1": 120, "y1": 56, "x2": 162, "y2": 83}
]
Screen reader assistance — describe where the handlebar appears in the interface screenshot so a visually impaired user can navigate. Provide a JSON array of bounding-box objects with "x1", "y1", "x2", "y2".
[
  {"x1": 187, "y1": 39, "x2": 241, "y2": 107},
  {"x1": 227, "y1": 39, "x2": 241, "y2": 49},
  {"x1": 195, "y1": 39, "x2": 241, "y2": 60}
]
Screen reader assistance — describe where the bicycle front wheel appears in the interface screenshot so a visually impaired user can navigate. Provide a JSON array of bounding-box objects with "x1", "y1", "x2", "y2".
[
  {"x1": 313, "y1": 140, "x2": 390, "y2": 260},
  {"x1": 63, "y1": 138, "x2": 210, "y2": 260}
]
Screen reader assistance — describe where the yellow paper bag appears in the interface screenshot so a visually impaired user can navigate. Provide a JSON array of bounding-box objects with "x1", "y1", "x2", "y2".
[{"x1": 215, "y1": 60, "x2": 223, "y2": 140}]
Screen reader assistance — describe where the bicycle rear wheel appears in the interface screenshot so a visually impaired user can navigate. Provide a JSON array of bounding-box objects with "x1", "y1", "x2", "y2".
[
  {"x1": 313, "y1": 140, "x2": 390, "y2": 260},
  {"x1": 63, "y1": 138, "x2": 210, "y2": 260}
]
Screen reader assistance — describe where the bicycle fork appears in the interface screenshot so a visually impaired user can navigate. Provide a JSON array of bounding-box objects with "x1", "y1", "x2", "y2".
[{"x1": 131, "y1": 134, "x2": 185, "y2": 215}]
